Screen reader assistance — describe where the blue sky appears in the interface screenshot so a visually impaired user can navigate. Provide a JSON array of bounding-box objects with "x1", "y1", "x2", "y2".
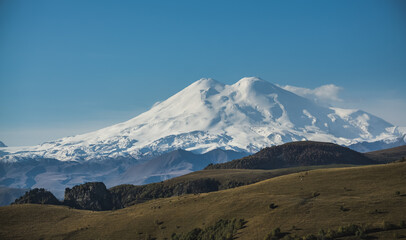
[{"x1": 1, "y1": 0, "x2": 405, "y2": 146}]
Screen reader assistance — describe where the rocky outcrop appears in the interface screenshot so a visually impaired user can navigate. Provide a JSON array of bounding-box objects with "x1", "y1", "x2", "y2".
[
  {"x1": 13, "y1": 188, "x2": 60, "y2": 205},
  {"x1": 110, "y1": 178, "x2": 221, "y2": 209},
  {"x1": 63, "y1": 182, "x2": 113, "y2": 211}
]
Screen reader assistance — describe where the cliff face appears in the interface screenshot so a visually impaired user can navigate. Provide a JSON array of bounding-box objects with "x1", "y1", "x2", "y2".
[
  {"x1": 64, "y1": 182, "x2": 113, "y2": 211},
  {"x1": 13, "y1": 188, "x2": 60, "y2": 205}
]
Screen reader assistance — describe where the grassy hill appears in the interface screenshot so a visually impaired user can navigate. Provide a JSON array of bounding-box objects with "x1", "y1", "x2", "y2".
[
  {"x1": 110, "y1": 165, "x2": 354, "y2": 208},
  {"x1": 1, "y1": 162, "x2": 406, "y2": 239},
  {"x1": 364, "y1": 144, "x2": 406, "y2": 163},
  {"x1": 205, "y1": 141, "x2": 374, "y2": 170}
]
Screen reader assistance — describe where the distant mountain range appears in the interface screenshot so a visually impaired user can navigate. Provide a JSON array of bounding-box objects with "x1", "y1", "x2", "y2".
[
  {"x1": 0, "y1": 77, "x2": 405, "y2": 200},
  {"x1": 0, "y1": 149, "x2": 246, "y2": 199}
]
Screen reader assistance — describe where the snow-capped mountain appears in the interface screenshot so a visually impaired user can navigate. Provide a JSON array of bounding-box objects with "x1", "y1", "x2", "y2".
[
  {"x1": 1, "y1": 77, "x2": 405, "y2": 198},
  {"x1": 1, "y1": 77, "x2": 405, "y2": 162}
]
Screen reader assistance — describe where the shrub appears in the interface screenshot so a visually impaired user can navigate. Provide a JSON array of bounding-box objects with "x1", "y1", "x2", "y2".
[
  {"x1": 155, "y1": 220, "x2": 164, "y2": 225},
  {"x1": 144, "y1": 234, "x2": 156, "y2": 240},
  {"x1": 301, "y1": 234, "x2": 317, "y2": 240},
  {"x1": 355, "y1": 228, "x2": 367, "y2": 239},
  {"x1": 264, "y1": 227, "x2": 284, "y2": 240},
  {"x1": 269, "y1": 203, "x2": 278, "y2": 209},
  {"x1": 172, "y1": 218, "x2": 246, "y2": 240},
  {"x1": 382, "y1": 221, "x2": 397, "y2": 230},
  {"x1": 325, "y1": 228, "x2": 337, "y2": 238},
  {"x1": 318, "y1": 229, "x2": 325, "y2": 238}
]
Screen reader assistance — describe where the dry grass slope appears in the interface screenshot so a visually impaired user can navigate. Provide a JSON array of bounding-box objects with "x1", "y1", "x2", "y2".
[
  {"x1": 364, "y1": 144, "x2": 406, "y2": 163},
  {"x1": 1, "y1": 162, "x2": 406, "y2": 240}
]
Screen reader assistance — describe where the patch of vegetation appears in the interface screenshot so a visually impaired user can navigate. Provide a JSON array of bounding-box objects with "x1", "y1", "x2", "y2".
[
  {"x1": 266, "y1": 221, "x2": 406, "y2": 240},
  {"x1": 269, "y1": 203, "x2": 278, "y2": 209},
  {"x1": 154, "y1": 220, "x2": 164, "y2": 225},
  {"x1": 312, "y1": 192, "x2": 320, "y2": 198},
  {"x1": 339, "y1": 205, "x2": 350, "y2": 212},
  {"x1": 264, "y1": 227, "x2": 287, "y2": 240},
  {"x1": 171, "y1": 218, "x2": 246, "y2": 240}
]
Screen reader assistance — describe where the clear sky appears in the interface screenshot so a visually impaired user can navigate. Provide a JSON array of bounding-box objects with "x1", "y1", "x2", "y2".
[{"x1": 1, "y1": 0, "x2": 406, "y2": 146}]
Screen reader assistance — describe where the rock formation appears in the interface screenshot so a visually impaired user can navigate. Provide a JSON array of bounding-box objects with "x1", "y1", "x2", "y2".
[
  {"x1": 64, "y1": 182, "x2": 113, "y2": 211},
  {"x1": 13, "y1": 188, "x2": 60, "y2": 205}
]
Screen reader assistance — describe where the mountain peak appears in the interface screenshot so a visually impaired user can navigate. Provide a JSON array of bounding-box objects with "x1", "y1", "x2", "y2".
[
  {"x1": 235, "y1": 76, "x2": 265, "y2": 84},
  {"x1": 190, "y1": 78, "x2": 224, "y2": 90},
  {"x1": 233, "y1": 77, "x2": 279, "y2": 95}
]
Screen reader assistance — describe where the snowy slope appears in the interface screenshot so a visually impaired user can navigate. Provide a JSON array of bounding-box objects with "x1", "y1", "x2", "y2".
[{"x1": 1, "y1": 77, "x2": 404, "y2": 162}]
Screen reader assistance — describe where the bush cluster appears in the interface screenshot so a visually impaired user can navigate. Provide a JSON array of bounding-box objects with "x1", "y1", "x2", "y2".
[
  {"x1": 264, "y1": 220, "x2": 406, "y2": 240},
  {"x1": 171, "y1": 218, "x2": 246, "y2": 240},
  {"x1": 264, "y1": 227, "x2": 284, "y2": 240}
]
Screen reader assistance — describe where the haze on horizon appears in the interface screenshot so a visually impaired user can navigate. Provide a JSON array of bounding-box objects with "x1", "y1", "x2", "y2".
[{"x1": 1, "y1": 0, "x2": 405, "y2": 146}]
